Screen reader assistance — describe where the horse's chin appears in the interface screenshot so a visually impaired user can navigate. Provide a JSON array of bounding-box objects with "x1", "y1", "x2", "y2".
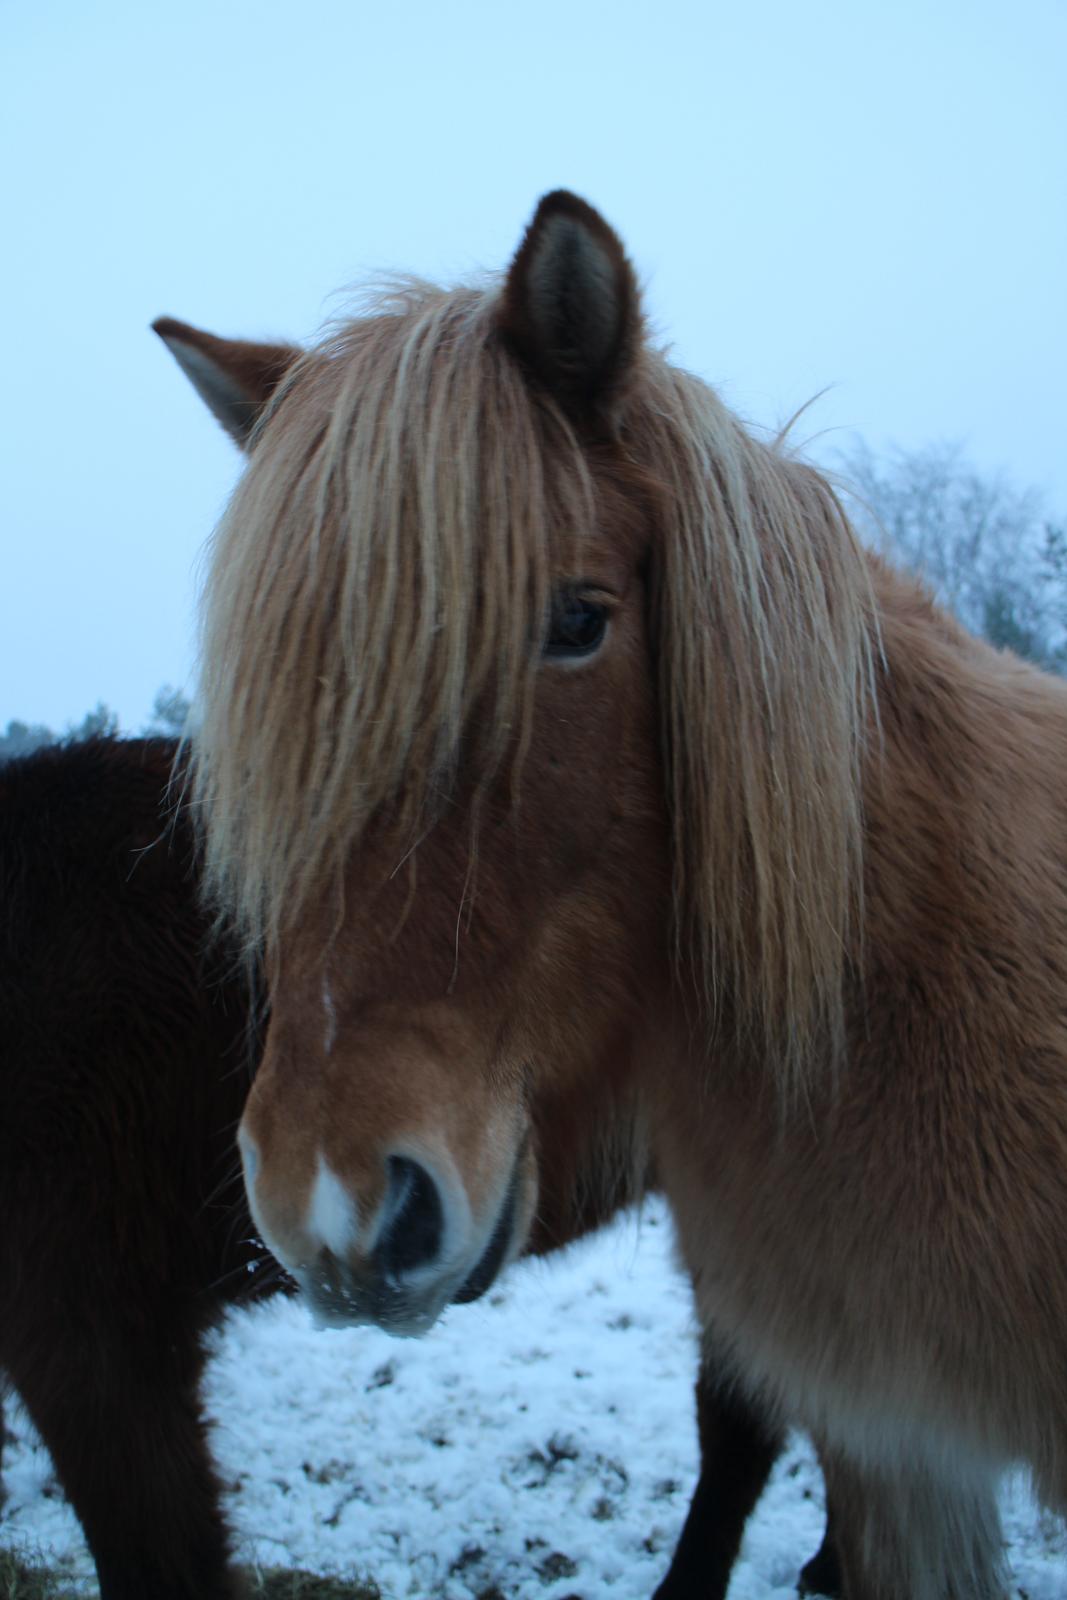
[
  {"x1": 299, "y1": 1265, "x2": 449, "y2": 1338},
  {"x1": 307, "y1": 1297, "x2": 441, "y2": 1339}
]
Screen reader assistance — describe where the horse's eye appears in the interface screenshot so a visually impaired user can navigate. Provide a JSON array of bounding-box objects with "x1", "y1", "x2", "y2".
[{"x1": 543, "y1": 589, "x2": 609, "y2": 660}]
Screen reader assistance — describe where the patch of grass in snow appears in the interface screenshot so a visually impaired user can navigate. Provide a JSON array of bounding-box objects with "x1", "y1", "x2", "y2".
[
  {"x1": 244, "y1": 1565, "x2": 381, "y2": 1600},
  {"x1": 0, "y1": 1546, "x2": 80, "y2": 1599},
  {"x1": 0, "y1": 1551, "x2": 384, "y2": 1600}
]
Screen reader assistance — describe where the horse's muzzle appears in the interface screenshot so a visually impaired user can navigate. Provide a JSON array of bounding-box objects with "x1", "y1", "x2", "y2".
[
  {"x1": 291, "y1": 1151, "x2": 525, "y2": 1334},
  {"x1": 240, "y1": 1111, "x2": 534, "y2": 1335},
  {"x1": 300, "y1": 1153, "x2": 449, "y2": 1334}
]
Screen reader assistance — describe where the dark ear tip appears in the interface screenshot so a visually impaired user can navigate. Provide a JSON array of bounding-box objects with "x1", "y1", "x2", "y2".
[
  {"x1": 530, "y1": 189, "x2": 610, "y2": 227},
  {"x1": 521, "y1": 191, "x2": 633, "y2": 268},
  {"x1": 527, "y1": 190, "x2": 601, "y2": 225},
  {"x1": 151, "y1": 316, "x2": 201, "y2": 347}
]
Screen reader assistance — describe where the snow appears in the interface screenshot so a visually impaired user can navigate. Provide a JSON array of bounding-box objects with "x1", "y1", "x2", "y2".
[{"x1": 3, "y1": 1199, "x2": 1066, "y2": 1597}]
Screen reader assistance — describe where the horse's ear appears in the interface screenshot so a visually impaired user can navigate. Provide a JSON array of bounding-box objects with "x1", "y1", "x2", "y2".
[
  {"x1": 499, "y1": 191, "x2": 641, "y2": 420},
  {"x1": 152, "y1": 317, "x2": 301, "y2": 450}
]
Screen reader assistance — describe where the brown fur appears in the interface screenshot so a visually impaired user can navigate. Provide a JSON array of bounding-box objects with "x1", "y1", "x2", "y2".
[{"x1": 186, "y1": 191, "x2": 1056, "y2": 1596}]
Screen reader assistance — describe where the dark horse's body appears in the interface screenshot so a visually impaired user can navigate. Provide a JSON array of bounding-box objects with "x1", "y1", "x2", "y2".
[
  {"x1": 0, "y1": 737, "x2": 262, "y2": 1598},
  {"x1": 0, "y1": 736, "x2": 837, "y2": 1598}
]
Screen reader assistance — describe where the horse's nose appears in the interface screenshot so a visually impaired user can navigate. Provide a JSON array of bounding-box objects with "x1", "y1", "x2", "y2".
[{"x1": 374, "y1": 1154, "x2": 443, "y2": 1281}]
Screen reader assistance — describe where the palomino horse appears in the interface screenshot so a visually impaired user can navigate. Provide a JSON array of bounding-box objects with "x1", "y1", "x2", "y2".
[
  {"x1": 181, "y1": 189, "x2": 1066, "y2": 1598},
  {"x1": 0, "y1": 734, "x2": 838, "y2": 1598}
]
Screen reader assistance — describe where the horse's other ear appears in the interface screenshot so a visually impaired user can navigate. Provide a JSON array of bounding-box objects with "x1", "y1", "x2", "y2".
[
  {"x1": 499, "y1": 190, "x2": 641, "y2": 421},
  {"x1": 152, "y1": 317, "x2": 302, "y2": 450}
]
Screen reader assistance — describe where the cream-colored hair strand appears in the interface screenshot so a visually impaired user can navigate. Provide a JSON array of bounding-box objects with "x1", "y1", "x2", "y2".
[
  {"x1": 193, "y1": 283, "x2": 594, "y2": 954},
  {"x1": 626, "y1": 356, "x2": 876, "y2": 1091}
]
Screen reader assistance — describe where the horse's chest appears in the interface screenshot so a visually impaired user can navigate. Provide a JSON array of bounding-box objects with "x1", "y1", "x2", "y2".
[{"x1": 654, "y1": 1084, "x2": 1001, "y2": 1459}]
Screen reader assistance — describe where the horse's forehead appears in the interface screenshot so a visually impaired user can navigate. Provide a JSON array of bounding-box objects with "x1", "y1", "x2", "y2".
[
  {"x1": 548, "y1": 522, "x2": 638, "y2": 590},
  {"x1": 563, "y1": 457, "x2": 653, "y2": 571}
]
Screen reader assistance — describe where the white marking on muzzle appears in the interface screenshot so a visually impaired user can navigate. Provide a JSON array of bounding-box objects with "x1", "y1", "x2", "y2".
[{"x1": 307, "y1": 1153, "x2": 359, "y2": 1257}]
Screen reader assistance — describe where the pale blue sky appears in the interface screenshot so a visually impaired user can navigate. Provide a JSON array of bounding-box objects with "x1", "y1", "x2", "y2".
[{"x1": 4, "y1": 0, "x2": 1066, "y2": 729}]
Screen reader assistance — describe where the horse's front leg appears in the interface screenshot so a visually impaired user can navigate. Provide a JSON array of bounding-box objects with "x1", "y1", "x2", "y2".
[
  {"x1": 818, "y1": 1447, "x2": 1007, "y2": 1600},
  {"x1": 652, "y1": 1355, "x2": 785, "y2": 1600},
  {"x1": 797, "y1": 1487, "x2": 842, "y2": 1596}
]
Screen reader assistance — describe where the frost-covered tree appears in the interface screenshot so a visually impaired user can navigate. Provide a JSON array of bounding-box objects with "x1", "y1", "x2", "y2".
[
  {"x1": 840, "y1": 440, "x2": 1065, "y2": 672},
  {"x1": 144, "y1": 684, "x2": 193, "y2": 738},
  {"x1": 0, "y1": 702, "x2": 118, "y2": 764},
  {"x1": 68, "y1": 702, "x2": 119, "y2": 741},
  {"x1": 0, "y1": 718, "x2": 55, "y2": 762}
]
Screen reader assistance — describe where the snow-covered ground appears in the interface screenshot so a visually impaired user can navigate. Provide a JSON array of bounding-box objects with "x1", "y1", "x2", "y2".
[{"x1": 3, "y1": 1199, "x2": 1065, "y2": 1597}]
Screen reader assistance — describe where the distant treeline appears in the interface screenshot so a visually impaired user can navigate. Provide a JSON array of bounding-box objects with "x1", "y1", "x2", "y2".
[
  {"x1": 0, "y1": 686, "x2": 191, "y2": 765},
  {"x1": 3, "y1": 442, "x2": 1064, "y2": 767},
  {"x1": 840, "y1": 439, "x2": 1066, "y2": 674}
]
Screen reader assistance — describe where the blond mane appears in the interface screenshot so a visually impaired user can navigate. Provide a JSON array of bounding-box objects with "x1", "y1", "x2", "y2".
[
  {"x1": 193, "y1": 278, "x2": 875, "y2": 1088},
  {"x1": 623, "y1": 365, "x2": 875, "y2": 1085}
]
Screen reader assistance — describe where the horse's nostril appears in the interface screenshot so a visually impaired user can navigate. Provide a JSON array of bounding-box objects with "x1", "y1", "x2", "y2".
[{"x1": 376, "y1": 1155, "x2": 443, "y2": 1279}]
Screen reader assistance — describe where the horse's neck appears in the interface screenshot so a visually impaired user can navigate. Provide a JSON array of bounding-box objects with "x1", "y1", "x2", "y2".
[
  {"x1": 862, "y1": 558, "x2": 1067, "y2": 977},
  {"x1": 869, "y1": 556, "x2": 1067, "y2": 796},
  {"x1": 525, "y1": 1075, "x2": 654, "y2": 1255}
]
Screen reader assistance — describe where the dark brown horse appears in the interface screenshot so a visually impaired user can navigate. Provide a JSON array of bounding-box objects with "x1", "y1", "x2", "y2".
[
  {"x1": 0, "y1": 734, "x2": 839, "y2": 1598},
  {"x1": 0, "y1": 737, "x2": 261, "y2": 1598},
  {"x1": 184, "y1": 189, "x2": 1067, "y2": 1599}
]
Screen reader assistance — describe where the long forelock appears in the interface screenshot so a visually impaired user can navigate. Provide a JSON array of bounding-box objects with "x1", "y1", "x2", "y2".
[{"x1": 193, "y1": 280, "x2": 596, "y2": 952}]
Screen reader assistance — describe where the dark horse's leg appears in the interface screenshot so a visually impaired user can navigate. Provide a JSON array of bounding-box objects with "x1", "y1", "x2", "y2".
[
  {"x1": 652, "y1": 1365, "x2": 843, "y2": 1600},
  {"x1": 652, "y1": 1361, "x2": 785, "y2": 1600},
  {"x1": 797, "y1": 1496, "x2": 842, "y2": 1596},
  {"x1": 2, "y1": 1307, "x2": 238, "y2": 1600}
]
